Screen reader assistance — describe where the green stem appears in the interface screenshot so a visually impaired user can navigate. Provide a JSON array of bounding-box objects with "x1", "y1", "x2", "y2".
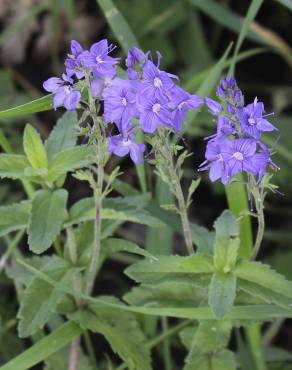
[
  {"x1": 251, "y1": 177, "x2": 265, "y2": 260},
  {"x1": 84, "y1": 330, "x2": 98, "y2": 370},
  {"x1": 246, "y1": 323, "x2": 267, "y2": 370},
  {"x1": 66, "y1": 226, "x2": 78, "y2": 265},
  {"x1": 161, "y1": 317, "x2": 172, "y2": 370},
  {"x1": 156, "y1": 128, "x2": 194, "y2": 255}
]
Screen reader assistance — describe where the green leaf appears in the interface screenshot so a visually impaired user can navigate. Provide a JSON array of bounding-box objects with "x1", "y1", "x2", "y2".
[
  {"x1": 0, "y1": 321, "x2": 82, "y2": 370},
  {"x1": 0, "y1": 154, "x2": 30, "y2": 179},
  {"x1": 23, "y1": 124, "x2": 48, "y2": 169},
  {"x1": 213, "y1": 210, "x2": 240, "y2": 272},
  {"x1": 235, "y1": 260, "x2": 292, "y2": 301},
  {"x1": 17, "y1": 256, "x2": 70, "y2": 337},
  {"x1": 72, "y1": 299, "x2": 151, "y2": 370},
  {"x1": 45, "y1": 111, "x2": 78, "y2": 160},
  {"x1": 0, "y1": 200, "x2": 30, "y2": 237},
  {"x1": 44, "y1": 346, "x2": 94, "y2": 370},
  {"x1": 28, "y1": 189, "x2": 68, "y2": 254},
  {"x1": 208, "y1": 272, "x2": 237, "y2": 317},
  {"x1": 96, "y1": 0, "x2": 139, "y2": 54},
  {"x1": 0, "y1": 94, "x2": 53, "y2": 119},
  {"x1": 101, "y1": 238, "x2": 155, "y2": 260},
  {"x1": 126, "y1": 254, "x2": 214, "y2": 285},
  {"x1": 47, "y1": 145, "x2": 95, "y2": 183},
  {"x1": 124, "y1": 282, "x2": 207, "y2": 308},
  {"x1": 185, "y1": 349, "x2": 236, "y2": 370},
  {"x1": 67, "y1": 196, "x2": 165, "y2": 228}
]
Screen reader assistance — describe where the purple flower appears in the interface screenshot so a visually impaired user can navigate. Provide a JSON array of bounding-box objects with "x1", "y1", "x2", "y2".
[
  {"x1": 221, "y1": 139, "x2": 257, "y2": 177},
  {"x1": 43, "y1": 73, "x2": 81, "y2": 111},
  {"x1": 168, "y1": 86, "x2": 203, "y2": 131},
  {"x1": 107, "y1": 128, "x2": 146, "y2": 164},
  {"x1": 216, "y1": 115, "x2": 235, "y2": 137},
  {"x1": 205, "y1": 97, "x2": 222, "y2": 115},
  {"x1": 238, "y1": 98, "x2": 277, "y2": 139},
  {"x1": 126, "y1": 47, "x2": 147, "y2": 79},
  {"x1": 103, "y1": 78, "x2": 138, "y2": 131},
  {"x1": 199, "y1": 139, "x2": 229, "y2": 184},
  {"x1": 137, "y1": 93, "x2": 171, "y2": 133},
  {"x1": 79, "y1": 39, "x2": 119, "y2": 78},
  {"x1": 65, "y1": 40, "x2": 84, "y2": 79},
  {"x1": 141, "y1": 60, "x2": 177, "y2": 98}
]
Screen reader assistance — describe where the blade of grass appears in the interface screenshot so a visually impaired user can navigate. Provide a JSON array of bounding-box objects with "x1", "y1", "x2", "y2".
[
  {"x1": 229, "y1": 0, "x2": 264, "y2": 75},
  {"x1": 96, "y1": 0, "x2": 138, "y2": 54},
  {"x1": 0, "y1": 322, "x2": 82, "y2": 370}
]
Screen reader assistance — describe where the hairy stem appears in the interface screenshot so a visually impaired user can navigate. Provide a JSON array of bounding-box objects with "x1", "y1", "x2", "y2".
[
  {"x1": 156, "y1": 128, "x2": 194, "y2": 255},
  {"x1": 69, "y1": 337, "x2": 80, "y2": 370},
  {"x1": 251, "y1": 177, "x2": 265, "y2": 260}
]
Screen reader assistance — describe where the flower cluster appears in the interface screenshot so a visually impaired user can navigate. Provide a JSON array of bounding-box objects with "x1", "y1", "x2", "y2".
[
  {"x1": 199, "y1": 76, "x2": 278, "y2": 184},
  {"x1": 43, "y1": 40, "x2": 202, "y2": 164}
]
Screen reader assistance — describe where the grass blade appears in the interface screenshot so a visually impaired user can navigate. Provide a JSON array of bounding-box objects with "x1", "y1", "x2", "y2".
[{"x1": 0, "y1": 322, "x2": 82, "y2": 370}]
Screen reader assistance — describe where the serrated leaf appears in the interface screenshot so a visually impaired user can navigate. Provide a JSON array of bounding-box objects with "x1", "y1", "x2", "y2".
[
  {"x1": 208, "y1": 272, "x2": 237, "y2": 317},
  {"x1": 47, "y1": 145, "x2": 95, "y2": 183},
  {"x1": 72, "y1": 298, "x2": 151, "y2": 370},
  {"x1": 101, "y1": 238, "x2": 155, "y2": 259},
  {"x1": 214, "y1": 210, "x2": 240, "y2": 272},
  {"x1": 23, "y1": 124, "x2": 48, "y2": 169},
  {"x1": 0, "y1": 154, "x2": 30, "y2": 179},
  {"x1": 0, "y1": 200, "x2": 30, "y2": 237},
  {"x1": 125, "y1": 254, "x2": 214, "y2": 285},
  {"x1": 17, "y1": 256, "x2": 70, "y2": 337},
  {"x1": 28, "y1": 189, "x2": 68, "y2": 254},
  {"x1": 124, "y1": 282, "x2": 207, "y2": 308},
  {"x1": 235, "y1": 260, "x2": 292, "y2": 302},
  {"x1": 45, "y1": 111, "x2": 78, "y2": 161}
]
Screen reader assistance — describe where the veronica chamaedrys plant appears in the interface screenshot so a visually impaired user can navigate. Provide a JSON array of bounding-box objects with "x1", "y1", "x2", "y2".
[{"x1": 200, "y1": 76, "x2": 279, "y2": 258}]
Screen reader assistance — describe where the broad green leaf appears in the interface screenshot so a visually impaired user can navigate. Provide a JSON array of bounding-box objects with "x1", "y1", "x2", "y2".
[
  {"x1": 96, "y1": 0, "x2": 138, "y2": 54},
  {"x1": 235, "y1": 260, "x2": 292, "y2": 300},
  {"x1": 0, "y1": 321, "x2": 82, "y2": 370},
  {"x1": 67, "y1": 196, "x2": 164, "y2": 228},
  {"x1": 47, "y1": 145, "x2": 95, "y2": 183},
  {"x1": 45, "y1": 111, "x2": 78, "y2": 160},
  {"x1": 28, "y1": 189, "x2": 68, "y2": 254},
  {"x1": 17, "y1": 256, "x2": 70, "y2": 337},
  {"x1": 208, "y1": 272, "x2": 237, "y2": 317},
  {"x1": 124, "y1": 282, "x2": 207, "y2": 308},
  {"x1": 238, "y1": 279, "x2": 292, "y2": 309},
  {"x1": 16, "y1": 258, "x2": 292, "y2": 321},
  {"x1": 185, "y1": 349, "x2": 236, "y2": 370},
  {"x1": 0, "y1": 94, "x2": 53, "y2": 119},
  {"x1": 126, "y1": 254, "x2": 214, "y2": 285},
  {"x1": 72, "y1": 299, "x2": 151, "y2": 370},
  {"x1": 0, "y1": 154, "x2": 30, "y2": 179},
  {"x1": 0, "y1": 200, "x2": 30, "y2": 237},
  {"x1": 213, "y1": 210, "x2": 240, "y2": 272},
  {"x1": 23, "y1": 124, "x2": 48, "y2": 169}
]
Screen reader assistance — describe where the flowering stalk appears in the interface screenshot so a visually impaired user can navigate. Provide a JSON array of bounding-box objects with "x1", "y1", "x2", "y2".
[{"x1": 154, "y1": 127, "x2": 194, "y2": 255}]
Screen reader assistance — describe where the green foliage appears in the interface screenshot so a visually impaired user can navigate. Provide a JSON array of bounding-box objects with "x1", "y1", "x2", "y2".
[
  {"x1": 28, "y1": 189, "x2": 68, "y2": 253},
  {"x1": 17, "y1": 256, "x2": 71, "y2": 337},
  {"x1": 0, "y1": 322, "x2": 82, "y2": 370},
  {"x1": 45, "y1": 111, "x2": 78, "y2": 160},
  {"x1": 0, "y1": 154, "x2": 30, "y2": 179},
  {"x1": 208, "y1": 272, "x2": 237, "y2": 317},
  {"x1": 23, "y1": 124, "x2": 48, "y2": 169},
  {"x1": 0, "y1": 201, "x2": 29, "y2": 237},
  {"x1": 72, "y1": 298, "x2": 152, "y2": 370},
  {"x1": 47, "y1": 145, "x2": 95, "y2": 183}
]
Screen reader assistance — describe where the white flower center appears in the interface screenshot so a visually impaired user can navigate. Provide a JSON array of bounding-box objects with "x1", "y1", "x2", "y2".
[
  {"x1": 121, "y1": 97, "x2": 127, "y2": 106},
  {"x1": 96, "y1": 56, "x2": 103, "y2": 63},
  {"x1": 123, "y1": 139, "x2": 131, "y2": 147},
  {"x1": 153, "y1": 77, "x2": 162, "y2": 88},
  {"x1": 152, "y1": 103, "x2": 161, "y2": 113},
  {"x1": 64, "y1": 86, "x2": 71, "y2": 94},
  {"x1": 248, "y1": 117, "x2": 256, "y2": 125},
  {"x1": 233, "y1": 151, "x2": 244, "y2": 161}
]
